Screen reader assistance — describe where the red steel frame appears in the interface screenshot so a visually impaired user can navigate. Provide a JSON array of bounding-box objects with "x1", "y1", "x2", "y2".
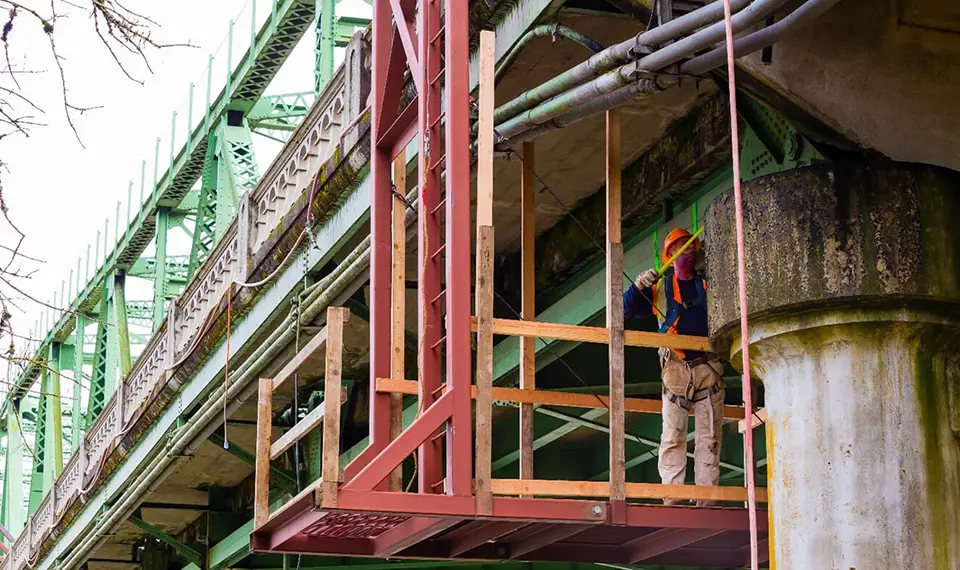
[{"x1": 347, "y1": 0, "x2": 472, "y2": 496}]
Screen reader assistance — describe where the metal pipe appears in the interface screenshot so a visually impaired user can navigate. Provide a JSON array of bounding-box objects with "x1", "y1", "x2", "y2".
[
  {"x1": 495, "y1": 0, "x2": 787, "y2": 140},
  {"x1": 498, "y1": 0, "x2": 829, "y2": 144},
  {"x1": 636, "y1": 0, "x2": 790, "y2": 72},
  {"x1": 498, "y1": 76, "x2": 677, "y2": 144},
  {"x1": 680, "y1": 0, "x2": 844, "y2": 75},
  {"x1": 494, "y1": 24, "x2": 604, "y2": 86},
  {"x1": 493, "y1": 0, "x2": 752, "y2": 126}
]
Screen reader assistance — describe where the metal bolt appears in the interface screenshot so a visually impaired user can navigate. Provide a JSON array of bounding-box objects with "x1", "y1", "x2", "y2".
[{"x1": 591, "y1": 505, "x2": 602, "y2": 516}]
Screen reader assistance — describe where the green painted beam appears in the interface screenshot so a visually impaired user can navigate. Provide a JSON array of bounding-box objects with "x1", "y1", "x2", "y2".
[
  {"x1": 129, "y1": 516, "x2": 205, "y2": 567},
  {"x1": 208, "y1": 518, "x2": 253, "y2": 570},
  {"x1": 207, "y1": 432, "x2": 299, "y2": 496},
  {"x1": 2, "y1": 402, "x2": 25, "y2": 534}
]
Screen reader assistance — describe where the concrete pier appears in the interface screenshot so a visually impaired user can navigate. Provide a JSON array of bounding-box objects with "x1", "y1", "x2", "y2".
[{"x1": 706, "y1": 158, "x2": 960, "y2": 569}]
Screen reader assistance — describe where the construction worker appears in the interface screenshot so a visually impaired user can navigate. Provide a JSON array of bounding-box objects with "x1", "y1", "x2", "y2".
[{"x1": 623, "y1": 227, "x2": 725, "y2": 506}]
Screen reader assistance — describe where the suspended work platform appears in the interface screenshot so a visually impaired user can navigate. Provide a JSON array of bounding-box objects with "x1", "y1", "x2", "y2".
[
  {"x1": 252, "y1": 2, "x2": 768, "y2": 565},
  {"x1": 250, "y1": 305, "x2": 769, "y2": 567}
]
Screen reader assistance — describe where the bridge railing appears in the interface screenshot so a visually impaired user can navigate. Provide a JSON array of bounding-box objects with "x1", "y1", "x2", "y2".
[{"x1": 9, "y1": 30, "x2": 369, "y2": 569}]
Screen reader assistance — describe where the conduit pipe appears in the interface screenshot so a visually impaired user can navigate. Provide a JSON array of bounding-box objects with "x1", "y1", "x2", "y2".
[
  {"x1": 492, "y1": 0, "x2": 752, "y2": 125},
  {"x1": 494, "y1": 25, "x2": 604, "y2": 86},
  {"x1": 680, "y1": 0, "x2": 844, "y2": 75},
  {"x1": 497, "y1": 0, "x2": 830, "y2": 144},
  {"x1": 495, "y1": 0, "x2": 790, "y2": 140},
  {"x1": 57, "y1": 187, "x2": 420, "y2": 570}
]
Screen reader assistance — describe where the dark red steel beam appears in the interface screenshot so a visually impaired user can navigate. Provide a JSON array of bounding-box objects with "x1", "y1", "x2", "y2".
[
  {"x1": 336, "y1": 489, "x2": 475, "y2": 516},
  {"x1": 447, "y1": 521, "x2": 529, "y2": 557},
  {"x1": 625, "y1": 505, "x2": 767, "y2": 531},
  {"x1": 374, "y1": 517, "x2": 463, "y2": 557},
  {"x1": 507, "y1": 524, "x2": 592, "y2": 559},
  {"x1": 625, "y1": 528, "x2": 726, "y2": 563},
  {"x1": 442, "y1": 0, "x2": 473, "y2": 499},
  {"x1": 387, "y1": 0, "x2": 421, "y2": 92},
  {"x1": 271, "y1": 534, "x2": 375, "y2": 556},
  {"x1": 492, "y1": 497, "x2": 607, "y2": 522},
  {"x1": 367, "y1": 0, "x2": 401, "y2": 483},
  {"x1": 416, "y1": 0, "x2": 445, "y2": 494},
  {"x1": 377, "y1": 97, "x2": 419, "y2": 152}
]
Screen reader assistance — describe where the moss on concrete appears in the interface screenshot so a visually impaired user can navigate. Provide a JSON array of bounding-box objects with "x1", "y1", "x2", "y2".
[{"x1": 706, "y1": 157, "x2": 960, "y2": 352}]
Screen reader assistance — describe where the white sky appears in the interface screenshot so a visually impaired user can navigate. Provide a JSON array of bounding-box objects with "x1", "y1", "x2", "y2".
[{"x1": 0, "y1": 0, "x2": 369, "y2": 359}]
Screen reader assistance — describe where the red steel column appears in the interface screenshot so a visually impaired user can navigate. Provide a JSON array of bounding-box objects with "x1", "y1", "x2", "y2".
[
  {"x1": 417, "y1": 0, "x2": 444, "y2": 493},
  {"x1": 444, "y1": 0, "x2": 472, "y2": 496},
  {"x1": 369, "y1": 0, "x2": 395, "y2": 472}
]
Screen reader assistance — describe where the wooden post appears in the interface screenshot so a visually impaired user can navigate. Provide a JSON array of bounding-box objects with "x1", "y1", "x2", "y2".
[
  {"x1": 519, "y1": 142, "x2": 536, "y2": 489},
  {"x1": 390, "y1": 150, "x2": 407, "y2": 492},
  {"x1": 474, "y1": 29, "x2": 496, "y2": 516},
  {"x1": 606, "y1": 108, "x2": 626, "y2": 523},
  {"x1": 321, "y1": 307, "x2": 348, "y2": 508},
  {"x1": 254, "y1": 378, "x2": 273, "y2": 528}
]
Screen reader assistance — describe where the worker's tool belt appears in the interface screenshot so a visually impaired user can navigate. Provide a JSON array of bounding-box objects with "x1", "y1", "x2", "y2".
[{"x1": 662, "y1": 353, "x2": 723, "y2": 411}]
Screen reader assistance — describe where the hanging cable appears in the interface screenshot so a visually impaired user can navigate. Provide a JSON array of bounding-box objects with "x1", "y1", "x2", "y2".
[{"x1": 719, "y1": 0, "x2": 760, "y2": 567}]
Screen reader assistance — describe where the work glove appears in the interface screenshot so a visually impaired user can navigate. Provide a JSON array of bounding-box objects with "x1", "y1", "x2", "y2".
[{"x1": 634, "y1": 268, "x2": 659, "y2": 289}]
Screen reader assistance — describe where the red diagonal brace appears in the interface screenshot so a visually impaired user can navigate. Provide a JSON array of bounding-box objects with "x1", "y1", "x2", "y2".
[
  {"x1": 387, "y1": 0, "x2": 421, "y2": 93},
  {"x1": 343, "y1": 391, "x2": 453, "y2": 492}
]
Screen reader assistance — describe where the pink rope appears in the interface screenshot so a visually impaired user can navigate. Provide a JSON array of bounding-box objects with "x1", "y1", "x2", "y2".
[{"x1": 719, "y1": 1, "x2": 760, "y2": 568}]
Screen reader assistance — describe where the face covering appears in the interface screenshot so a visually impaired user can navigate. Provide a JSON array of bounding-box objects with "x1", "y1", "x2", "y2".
[{"x1": 674, "y1": 250, "x2": 696, "y2": 279}]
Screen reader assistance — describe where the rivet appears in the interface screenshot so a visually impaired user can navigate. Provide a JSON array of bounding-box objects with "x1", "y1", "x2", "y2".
[{"x1": 591, "y1": 505, "x2": 602, "y2": 516}]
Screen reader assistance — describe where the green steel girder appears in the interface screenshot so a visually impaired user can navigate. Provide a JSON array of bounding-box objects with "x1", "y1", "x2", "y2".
[
  {"x1": 0, "y1": 0, "x2": 318, "y2": 426},
  {"x1": 315, "y1": 0, "x2": 335, "y2": 91},
  {"x1": 738, "y1": 92, "x2": 824, "y2": 181},
  {"x1": 1, "y1": 402, "x2": 25, "y2": 535},
  {"x1": 71, "y1": 317, "x2": 85, "y2": 455},
  {"x1": 189, "y1": 118, "x2": 259, "y2": 277},
  {"x1": 129, "y1": 515, "x2": 205, "y2": 568},
  {"x1": 248, "y1": 92, "x2": 317, "y2": 123},
  {"x1": 129, "y1": 256, "x2": 190, "y2": 282},
  {"x1": 28, "y1": 356, "x2": 48, "y2": 514},
  {"x1": 206, "y1": 432, "x2": 299, "y2": 496}
]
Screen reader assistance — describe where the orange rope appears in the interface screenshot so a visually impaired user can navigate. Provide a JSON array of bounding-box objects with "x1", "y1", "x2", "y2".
[{"x1": 719, "y1": 0, "x2": 759, "y2": 567}]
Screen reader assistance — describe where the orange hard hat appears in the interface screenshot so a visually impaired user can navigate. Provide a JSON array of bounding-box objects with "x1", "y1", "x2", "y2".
[{"x1": 662, "y1": 227, "x2": 699, "y2": 265}]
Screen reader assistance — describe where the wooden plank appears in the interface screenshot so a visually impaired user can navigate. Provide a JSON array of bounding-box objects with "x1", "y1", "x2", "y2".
[
  {"x1": 376, "y1": 378, "x2": 746, "y2": 420},
  {"x1": 476, "y1": 30, "x2": 495, "y2": 228},
  {"x1": 321, "y1": 307, "x2": 348, "y2": 508},
  {"x1": 606, "y1": 108, "x2": 622, "y2": 244},
  {"x1": 474, "y1": 30, "x2": 496, "y2": 515},
  {"x1": 390, "y1": 150, "x2": 407, "y2": 492},
  {"x1": 271, "y1": 404, "x2": 324, "y2": 460},
  {"x1": 520, "y1": 141, "x2": 536, "y2": 490},
  {"x1": 254, "y1": 378, "x2": 273, "y2": 529},
  {"x1": 470, "y1": 317, "x2": 713, "y2": 352},
  {"x1": 475, "y1": 225, "x2": 495, "y2": 515},
  {"x1": 271, "y1": 328, "x2": 328, "y2": 391},
  {"x1": 738, "y1": 408, "x2": 767, "y2": 434},
  {"x1": 606, "y1": 109, "x2": 624, "y2": 512},
  {"x1": 489, "y1": 479, "x2": 769, "y2": 503}
]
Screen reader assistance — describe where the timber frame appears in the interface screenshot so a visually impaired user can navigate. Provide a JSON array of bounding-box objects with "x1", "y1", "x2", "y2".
[{"x1": 251, "y1": 27, "x2": 770, "y2": 567}]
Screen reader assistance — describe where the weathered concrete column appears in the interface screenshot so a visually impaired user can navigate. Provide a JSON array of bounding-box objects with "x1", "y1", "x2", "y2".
[{"x1": 705, "y1": 158, "x2": 960, "y2": 569}]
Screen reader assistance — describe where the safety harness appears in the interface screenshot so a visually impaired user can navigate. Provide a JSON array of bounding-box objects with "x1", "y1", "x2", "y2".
[{"x1": 653, "y1": 271, "x2": 722, "y2": 410}]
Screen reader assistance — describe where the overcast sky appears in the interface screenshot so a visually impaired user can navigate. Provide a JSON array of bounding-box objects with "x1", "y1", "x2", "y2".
[{"x1": 0, "y1": 0, "x2": 369, "y2": 358}]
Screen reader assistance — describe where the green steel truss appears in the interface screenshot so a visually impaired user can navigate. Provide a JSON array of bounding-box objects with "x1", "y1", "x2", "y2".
[
  {"x1": 189, "y1": 117, "x2": 260, "y2": 275},
  {"x1": 0, "y1": 0, "x2": 370, "y2": 537}
]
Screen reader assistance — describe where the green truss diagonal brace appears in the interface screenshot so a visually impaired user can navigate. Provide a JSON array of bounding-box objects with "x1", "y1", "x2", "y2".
[{"x1": 129, "y1": 515, "x2": 205, "y2": 568}]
